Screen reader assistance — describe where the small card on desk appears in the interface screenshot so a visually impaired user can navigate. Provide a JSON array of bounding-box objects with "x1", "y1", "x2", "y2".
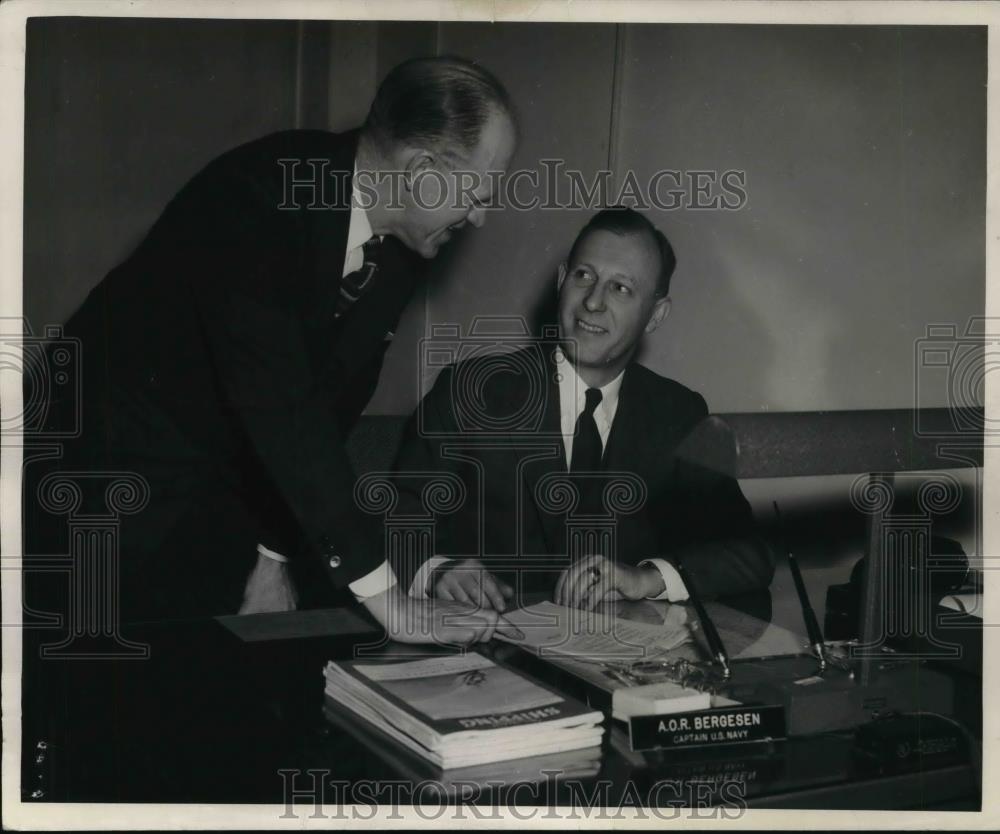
[
  {"x1": 628, "y1": 704, "x2": 786, "y2": 752},
  {"x1": 612, "y1": 681, "x2": 711, "y2": 720}
]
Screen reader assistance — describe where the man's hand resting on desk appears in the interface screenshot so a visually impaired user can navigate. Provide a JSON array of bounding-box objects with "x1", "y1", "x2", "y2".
[
  {"x1": 363, "y1": 585, "x2": 524, "y2": 645},
  {"x1": 238, "y1": 552, "x2": 299, "y2": 614},
  {"x1": 430, "y1": 558, "x2": 514, "y2": 612},
  {"x1": 555, "y1": 553, "x2": 665, "y2": 611}
]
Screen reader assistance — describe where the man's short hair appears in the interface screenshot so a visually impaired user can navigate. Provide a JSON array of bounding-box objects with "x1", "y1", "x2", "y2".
[
  {"x1": 363, "y1": 56, "x2": 516, "y2": 161},
  {"x1": 568, "y1": 207, "x2": 677, "y2": 296}
]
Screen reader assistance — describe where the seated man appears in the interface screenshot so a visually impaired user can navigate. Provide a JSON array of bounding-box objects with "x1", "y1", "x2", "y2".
[{"x1": 392, "y1": 207, "x2": 773, "y2": 610}]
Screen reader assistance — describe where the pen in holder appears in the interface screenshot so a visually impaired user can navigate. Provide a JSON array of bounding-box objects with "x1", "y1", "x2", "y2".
[{"x1": 674, "y1": 561, "x2": 732, "y2": 681}]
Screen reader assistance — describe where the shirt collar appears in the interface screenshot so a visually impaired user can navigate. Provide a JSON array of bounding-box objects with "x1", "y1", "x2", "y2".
[
  {"x1": 346, "y1": 164, "x2": 374, "y2": 254},
  {"x1": 554, "y1": 346, "x2": 624, "y2": 418}
]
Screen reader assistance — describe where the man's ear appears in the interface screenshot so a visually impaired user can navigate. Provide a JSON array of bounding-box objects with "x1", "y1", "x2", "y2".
[
  {"x1": 400, "y1": 148, "x2": 436, "y2": 192},
  {"x1": 557, "y1": 262, "x2": 568, "y2": 292},
  {"x1": 645, "y1": 296, "x2": 671, "y2": 334}
]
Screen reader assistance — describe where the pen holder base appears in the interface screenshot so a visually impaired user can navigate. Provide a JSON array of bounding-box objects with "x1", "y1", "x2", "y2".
[{"x1": 719, "y1": 653, "x2": 954, "y2": 737}]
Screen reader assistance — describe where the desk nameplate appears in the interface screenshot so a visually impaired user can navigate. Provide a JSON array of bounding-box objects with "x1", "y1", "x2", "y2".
[{"x1": 629, "y1": 704, "x2": 786, "y2": 752}]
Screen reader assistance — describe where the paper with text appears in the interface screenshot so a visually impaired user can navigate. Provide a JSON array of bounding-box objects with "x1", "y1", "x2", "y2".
[{"x1": 495, "y1": 601, "x2": 692, "y2": 662}]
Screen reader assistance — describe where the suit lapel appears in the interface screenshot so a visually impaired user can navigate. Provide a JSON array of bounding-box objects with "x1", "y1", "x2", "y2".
[
  {"x1": 519, "y1": 348, "x2": 569, "y2": 554},
  {"x1": 603, "y1": 363, "x2": 703, "y2": 482},
  {"x1": 602, "y1": 365, "x2": 650, "y2": 477},
  {"x1": 328, "y1": 237, "x2": 421, "y2": 380},
  {"x1": 305, "y1": 129, "x2": 357, "y2": 296},
  {"x1": 300, "y1": 130, "x2": 356, "y2": 372}
]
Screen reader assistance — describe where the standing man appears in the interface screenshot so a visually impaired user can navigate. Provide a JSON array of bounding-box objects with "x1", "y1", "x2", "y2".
[
  {"x1": 32, "y1": 57, "x2": 519, "y2": 644},
  {"x1": 392, "y1": 208, "x2": 773, "y2": 609}
]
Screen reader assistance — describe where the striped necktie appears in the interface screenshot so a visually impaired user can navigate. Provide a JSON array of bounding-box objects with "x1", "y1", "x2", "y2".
[{"x1": 335, "y1": 236, "x2": 382, "y2": 319}]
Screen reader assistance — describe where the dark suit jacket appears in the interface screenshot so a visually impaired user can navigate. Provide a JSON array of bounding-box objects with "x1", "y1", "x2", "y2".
[
  {"x1": 31, "y1": 129, "x2": 425, "y2": 620},
  {"x1": 391, "y1": 347, "x2": 773, "y2": 600}
]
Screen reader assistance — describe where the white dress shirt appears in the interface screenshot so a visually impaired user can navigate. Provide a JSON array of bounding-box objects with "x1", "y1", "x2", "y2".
[
  {"x1": 257, "y1": 171, "x2": 398, "y2": 602},
  {"x1": 411, "y1": 348, "x2": 689, "y2": 602}
]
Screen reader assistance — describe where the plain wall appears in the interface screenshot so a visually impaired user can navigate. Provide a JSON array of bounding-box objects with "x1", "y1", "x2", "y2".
[
  {"x1": 614, "y1": 25, "x2": 987, "y2": 413},
  {"x1": 23, "y1": 19, "x2": 986, "y2": 416},
  {"x1": 24, "y1": 17, "x2": 301, "y2": 329}
]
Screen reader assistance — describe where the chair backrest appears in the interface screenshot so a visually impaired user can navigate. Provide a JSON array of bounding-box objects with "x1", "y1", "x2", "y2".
[
  {"x1": 714, "y1": 408, "x2": 983, "y2": 478},
  {"x1": 349, "y1": 407, "x2": 985, "y2": 479}
]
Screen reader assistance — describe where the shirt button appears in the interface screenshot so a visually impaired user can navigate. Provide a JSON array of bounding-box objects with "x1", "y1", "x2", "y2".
[{"x1": 328, "y1": 555, "x2": 342, "y2": 569}]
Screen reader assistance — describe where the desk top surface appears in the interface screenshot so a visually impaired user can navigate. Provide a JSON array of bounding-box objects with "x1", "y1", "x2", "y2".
[{"x1": 21, "y1": 582, "x2": 982, "y2": 810}]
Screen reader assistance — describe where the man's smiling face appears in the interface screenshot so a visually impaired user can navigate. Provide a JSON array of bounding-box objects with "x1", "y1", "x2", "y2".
[{"x1": 557, "y1": 227, "x2": 669, "y2": 387}]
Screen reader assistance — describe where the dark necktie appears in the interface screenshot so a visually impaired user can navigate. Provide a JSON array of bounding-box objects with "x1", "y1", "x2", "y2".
[
  {"x1": 571, "y1": 387, "x2": 604, "y2": 518},
  {"x1": 570, "y1": 387, "x2": 604, "y2": 474},
  {"x1": 335, "y1": 236, "x2": 382, "y2": 319}
]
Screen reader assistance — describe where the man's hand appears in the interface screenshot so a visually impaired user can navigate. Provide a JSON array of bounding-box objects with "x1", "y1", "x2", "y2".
[
  {"x1": 238, "y1": 552, "x2": 299, "y2": 614},
  {"x1": 363, "y1": 585, "x2": 524, "y2": 645},
  {"x1": 430, "y1": 558, "x2": 514, "y2": 612},
  {"x1": 554, "y1": 554, "x2": 665, "y2": 611}
]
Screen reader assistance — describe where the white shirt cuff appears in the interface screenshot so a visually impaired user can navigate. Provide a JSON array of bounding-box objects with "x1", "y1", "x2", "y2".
[
  {"x1": 348, "y1": 560, "x2": 398, "y2": 601},
  {"x1": 409, "y1": 556, "x2": 453, "y2": 598},
  {"x1": 639, "y1": 558, "x2": 689, "y2": 603},
  {"x1": 257, "y1": 543, "x2": 289, "y2": 564}
]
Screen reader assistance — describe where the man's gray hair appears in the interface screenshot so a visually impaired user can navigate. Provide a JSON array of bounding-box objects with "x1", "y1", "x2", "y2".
[{"x1": 363, "y1": 56, "x2": 517, "y2": 159}]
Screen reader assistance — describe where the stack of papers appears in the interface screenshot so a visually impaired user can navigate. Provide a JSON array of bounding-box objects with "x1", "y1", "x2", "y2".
[
  {"x1": 323, "y1": 652, "x2": 604, "y2": 769},
  {"x1": 495, "y1": 601, "x2": 692, "y2": 663},
  {"x1": 494, "y1": 602, "x2": 707, "y2": 721}
]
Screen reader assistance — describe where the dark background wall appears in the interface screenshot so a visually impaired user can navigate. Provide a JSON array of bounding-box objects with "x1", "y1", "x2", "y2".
[{"x1": 24, "y1": 18, "x2": 986, "y2": 416}]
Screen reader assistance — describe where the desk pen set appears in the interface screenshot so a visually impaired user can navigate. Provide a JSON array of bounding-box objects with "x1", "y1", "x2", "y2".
[{"x1": 601, "y1": 502, "x2": 955, "y2": 752}]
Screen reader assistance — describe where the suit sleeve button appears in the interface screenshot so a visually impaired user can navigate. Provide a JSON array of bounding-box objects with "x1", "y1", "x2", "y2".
[{"x1": 328, "y1": 555, "x2": 342, "y2": 569}]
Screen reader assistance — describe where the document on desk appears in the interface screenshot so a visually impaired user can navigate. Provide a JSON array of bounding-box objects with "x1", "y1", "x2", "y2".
[
  {"x1": 495, "y1": 601, "x2": 692, "y2": 662},
  {"x1": 354, "y1": 654, "x2": 560, "y2": 721}
]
